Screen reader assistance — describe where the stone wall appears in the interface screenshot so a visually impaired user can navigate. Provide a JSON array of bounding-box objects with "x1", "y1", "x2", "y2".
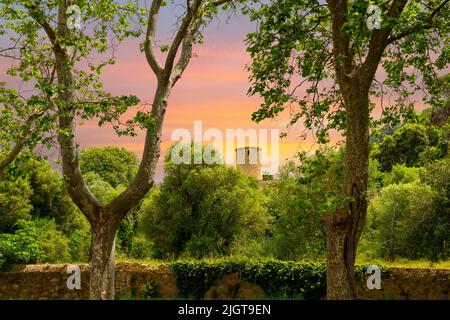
[
  {"x1": 0, "y1": 263, "x2": 448, "y2": 300},
  {"x1": 0, "y1": 263, "x2": 178, "y2": 300},
  {"x1": 357, "y1": 268, "x2": 449, "y2": 300}
]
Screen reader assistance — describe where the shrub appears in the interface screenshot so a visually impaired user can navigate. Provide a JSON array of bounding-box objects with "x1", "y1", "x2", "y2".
[
  {"x1": 367, "y1": 182, "x2": 436, "y2": 260},
  {"x1": 0, "y1": 220, "x2": 45, "y2": 271},
  {"x1": 34, "y1": 218, "x2": 71, "y2": 263},
  {"x1": 129, "y1": 235, "x2": 155, "y2": 260},
  {"x1": 68, "y1": 229, "x2": 91, "y2": 262},
  {"x1": 139, "y1": 144, "x2": 270, "y2": 258},
  {"x1": 170, "y1": 259, "x2": 387, "y2": 300},
  {"x1": 0, "y1": 177, "x2": 33, "y2": 233}
]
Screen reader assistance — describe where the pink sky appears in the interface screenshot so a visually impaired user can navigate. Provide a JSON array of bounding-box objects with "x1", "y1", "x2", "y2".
[
  {"x1": 0, "y1": 10, "x2": 441, "y2": 182},
  {"x1": 75, "y1": 13, "x2": 322, "y2": 181}
]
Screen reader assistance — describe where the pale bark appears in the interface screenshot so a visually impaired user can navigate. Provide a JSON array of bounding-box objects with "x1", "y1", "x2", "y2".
[
  {"x1": 26, "y1": 0, "x2": 240, "y2": 299},
  {"x1": 89, "y1": 218, "x2": 117, "y2": 299}
]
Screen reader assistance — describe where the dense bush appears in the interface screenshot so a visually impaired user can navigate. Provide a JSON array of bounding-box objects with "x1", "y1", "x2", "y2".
[
  {"x1": 264, "y1": 161, "x2": 326, "y2": 260},
  {"x1": 68, "y1": 229, "x2": 91, "y2": 262},
  {"x1": 171, "y1": 259, "x2": 326, "y2": 299},
  {"x1": 34, "y1": 218, "x2": 71, "y2": 263},
  {"x1": 170, "y1": 259, "x2": 387, "y2": 300},
  {"x1": 139, "y1": 143, "x2": 270, "y2": 258},
  {"x1": 0, "y1": 220, "x2": 45, "y2": 271},
  {"x1": 80, "y1": 146, "x2": 139, "y2": 188},
  {"x1": 367, "y1": 182, "x2": 435, "y2": 261},
  {"x1": 0, "y1": 177, "x2": 32, "y2": 232},
  {"x1": 129, "y1": 234, "x2": 155, "y2": 260},
  {"x1": 373, "y1": 123, "x2": 448, "y2": 171},
  {"x1": 6, "y1": 154, "x2": 84, "y2": 234}
]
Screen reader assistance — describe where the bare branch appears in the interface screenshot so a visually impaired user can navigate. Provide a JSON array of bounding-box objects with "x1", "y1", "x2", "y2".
[
  {"x1": 144, "y1": 0, "x2": 164, "y2": 75},
  {"x1": 170, "y1": 14, "x2": 203, "y2": 85},
  {"x1": 164, "y1": 0, "x2": 203, "y2": 74}
]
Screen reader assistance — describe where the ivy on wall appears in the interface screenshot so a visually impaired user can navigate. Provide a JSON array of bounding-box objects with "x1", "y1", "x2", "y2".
[{"x1": 170, "y1": 259, "x2": 390, "y2": 300}]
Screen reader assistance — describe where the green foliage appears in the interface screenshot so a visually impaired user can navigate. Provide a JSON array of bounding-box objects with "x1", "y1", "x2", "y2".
[
  {"x1": 0, "y1": 220, "x2": 45, "y2": 271},
  {"x1": 171, "y1": 259, "x2": 383, "y2": 300},
  {"x1": 9, "y1": 155, "x2": 83, "y2": 234},
  {"x1": 246, "y1": 0, "x2": 450, "y2": 141},
  {"x1": 419, "y1": 157, "x2": 450, "y2": 260},
  {"x1": 68, "y1": 229, "x2": 91, "y2": 263},
  {"x1": 367, "y1": 182, "x2": 437, "y2": 261},
  {"x1": 0, "y1": 176, "x2": 32, "y2": 232},
  {"x1": 34, "y1": 218, "x2": 71, "y2": 263},
  {"x1": 80, "y1": 147, "x2": 139, "y2": 188},
  {"x1": 0, "y1": 81, "x2": 56, "y2": 162},
  {"x1": 264, "y1": 164, "x2": 322, "y2": 260},
  {"x1": 117, "y1": 215, "x2": 138, "y2": 257},
  {"x1": 263, "y1": 147, "x2": 353, "y2": 260},
  {"x1": 382, "y1": 164, "x2": 423, "y2": 186},
  {"x1": 373, "y1": 123, "x2": 448, "y2": 171},
  {"x1": 0, "y1": 0, "x2": 144, "y2": 138},
  {"x1": 129, "y1": 235, "x2": 155, "y2": 260},
  {"x1": 139, "y1": 143, "x2": 270, "y2": 258}
]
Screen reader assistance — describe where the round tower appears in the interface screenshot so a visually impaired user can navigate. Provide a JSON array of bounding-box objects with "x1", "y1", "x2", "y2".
[{"x1": 235, "y1": 146, "x2": 262, "y2": 180}]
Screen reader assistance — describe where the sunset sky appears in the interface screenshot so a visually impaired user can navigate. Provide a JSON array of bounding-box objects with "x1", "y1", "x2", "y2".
[
  {"x1": 0, "y1": 6, "x2": 435, "y2": 182},
  {"x1": 75, "y1": 10, "x2": 326, "y2": 181}
]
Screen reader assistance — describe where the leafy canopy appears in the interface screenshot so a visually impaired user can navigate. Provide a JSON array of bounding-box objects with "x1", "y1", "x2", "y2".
[{"x1": 246, "y1": 0, "x2": 450, "y2": 142}]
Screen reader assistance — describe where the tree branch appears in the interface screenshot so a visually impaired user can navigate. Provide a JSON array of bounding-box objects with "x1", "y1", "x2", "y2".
[
  {"x1": 386, "y1": 0, "x2": 450, "y2": 44},
  {"x1": 26, "y1": 4, "x2": 58, "y2": 48},
  {"x1": 170, "y1": 14, "x2": 203, "y2": 85},
  {"x1": 163, "y1": 0, "x2": 203, "y2": 74},
  {"x1": 327, "y1": 0, "x2": 354, "y2": 81},
  {"x1": 0, "y1": 110, "x2": 43, "y2": 174},
  {"x1": 144, "y1": 0, "x2": 164, "y2": 75},
  {"x1": 361, "y1": 0, "x2": 408, "y2": 80}
]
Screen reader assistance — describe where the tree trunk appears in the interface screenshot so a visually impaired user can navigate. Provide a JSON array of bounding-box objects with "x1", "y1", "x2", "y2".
[
  {"x1": 89, "y1": 220, "x2": 118, "y2": 300},
  {"x1": 324, "y1": 88, "x2": 370, "y2": 300}
]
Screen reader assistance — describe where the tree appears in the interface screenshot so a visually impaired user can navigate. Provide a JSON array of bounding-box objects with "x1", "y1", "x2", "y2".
[
  {"x1": 246, "y1": 0, "x2": 449, "y2": 299},
  {"x1": 0, "y1": 84, "x2": 55, "y2": 174},
  {"x1": 8, "y1": 153, "x2": 83, "y2": 233},
  {"x1": 373, "y1": 123, "x2": 448, "y2": 171},
  {"x1": 420, "y1": 157, "x2": 450, "y2": 260},
  {"x1": 368, "y1": 181, "x2": 435, "y2": 261},
  {"x1": 80, "y1": 147, "x2": 139, "y2": 188},
  {"x1": 1, "y1": 0, "x2": 144, "y2": 299},
  {"x1": 139, "y1": 143, "x2": 270, "y2": 258},
  {"x1": 1, "y1": 0, "x2": 251, "y2": 299}
]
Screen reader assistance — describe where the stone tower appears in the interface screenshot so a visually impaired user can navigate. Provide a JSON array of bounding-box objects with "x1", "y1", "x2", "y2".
[{"x1": 235, "y1": 146, "x2": 262, "y2": 180}]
